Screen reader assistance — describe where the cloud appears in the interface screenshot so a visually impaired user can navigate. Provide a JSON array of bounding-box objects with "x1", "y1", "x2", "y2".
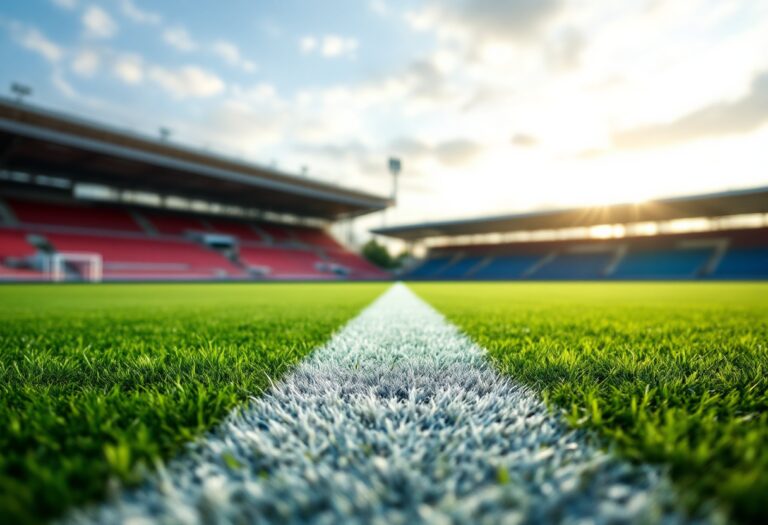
[
  {"x1": 82, "y1": 6, "x2": 118, "y2": 39},
  {"x1": 408, "y1": 0, "x2": 563, "y2": 44},
  {"x1": 391, "y1": 137, "x2": 482, "y2": 167},
  {"x1": 300, "y1": 36, "x2": 318, "y2": 54},
  {"x1": 71, "y1": 49, "x2": 100, "y2": 76},
  {"x1": 112, "y1": 53, "x2": 144, "y2": 84},
  {"x1": 11, "y1": 25, "x2": 63, "y2": 63},
  {"x1": 435, "y1": 139, "x2": 483, "y2": 166},
  {"x1": 611, "y1": 71, "x2": 768, "y2": 150},
  {"x1": 119, "y1": 0, "x2": 161, "y2": 25},
  {"x1": 148, "y1": 65, "x2": 225, "y2": 98},
  {"x1": 163, "y1": 26, "x2": 196, "y2": 51},
  {"x1": 300, "y1": 34, "x2": 358, "y2": 59},
  {"x1": 370, "y1": 0, "x2": 389, "y2": 17},
  {"x1": 212, "y1": 40, "x2": 257, "y2": 72},
  {"x1": 51, "y1": 0, "x2": 77, "y2": 9},
  {"x1": 546, "y1": 28, "x2": 586, "y2": 70},
  {"x1": 511, "y1": 133, "x2": 538, "y2": 147}
]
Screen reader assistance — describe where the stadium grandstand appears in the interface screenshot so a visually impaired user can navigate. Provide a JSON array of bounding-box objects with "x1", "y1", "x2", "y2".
[
  {"x1": 375, "y1": 186, "x2": 768, "y2": 280},
  {"x1": 0, "y1": 98, "x2": 390, "y2": 282}
]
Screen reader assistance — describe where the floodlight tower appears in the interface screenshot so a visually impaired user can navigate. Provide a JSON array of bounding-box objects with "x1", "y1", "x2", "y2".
[
  {"x1": 389, "y1": 157, "x2": 402, "y2": 203},
  {"x1": 10, "y1": 83, "x2": 32, "y2": 104},
  {"x1": 382, "y1": 157, "x2": 402, "y2": 228}
]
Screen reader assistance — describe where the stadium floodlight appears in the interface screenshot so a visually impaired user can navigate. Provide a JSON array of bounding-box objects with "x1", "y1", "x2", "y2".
[
  {"x1": 10, "y1": 82, "x2": 32, "y2": 103},
  {"x1": 388, "y1": 157, "x2": 402, "y2": 203},
  {"x1": 159, "y1": 127, "x2": 172, "y2": 141}
]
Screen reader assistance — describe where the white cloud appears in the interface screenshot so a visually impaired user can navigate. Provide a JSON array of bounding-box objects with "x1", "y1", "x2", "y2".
[
  {"x1": 119, "y1": 0, "x2": 161, "y2": 25},
  {"x1": 163, "y1": 26, "x2": 196, "y2": 51},
  {"x1": 52, "y1": 68, "x2": 78, "y2": 98},
  {"x1": 71, "y1": 49, "x2": 100, "y2": 76},
  {"x1": 149, "y1": 65, "x2": 225, "y2": 98},
  {"x1": 212, "y1": 40, "x2": 257, "y2": 72},
  {"x1": 301, "y1": 34, "x2": 359, "y2": 59},
  {"x1": 12, "y1": 25, "x2": 63, "y2": 63},
  {"x1": 370, "y1": 0, "x2": 389, "y2": 17},
  {"x1": 407, "y1": 0, "x2": 563, "y2": 44},
  {"x1": 51, "y1": 0, "x2": 77, "y2": 10},
  {"x1": 82, "y1": 6, "x2": 118, "y2": 39},
  {"x1": 300, "y1": 36, "x2": 318, "y2": 54},
  {"x1": 112, "y1": 53, "x2": 144, "y2": 84},
  {"x1": 321, "y1": 35, "x2": 359, "y2": 58}
]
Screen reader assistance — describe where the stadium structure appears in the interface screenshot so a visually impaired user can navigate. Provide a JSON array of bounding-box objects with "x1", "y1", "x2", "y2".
[
  {"x1": 0, "y1": 98, "x2": 390, "y2": 282},
  {"x1": 376, "y1": 187, "x2": 768, "y2": 280}
]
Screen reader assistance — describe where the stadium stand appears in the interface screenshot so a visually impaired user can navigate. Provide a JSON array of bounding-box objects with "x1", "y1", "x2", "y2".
[
  {"x1": 533, "y1": 252, "x2": 614, "y2": 280},
  {"x1": 0, "y1": 194, "x2": 386, "y2": 281},
  {"x1": 0, "y1": 97, "x2": 391, "y2": 282},
  {"x1": 8, "y1": 198, "x2": 142, "y2": 232},
  {"x1": 403, "y1": 230, "x2": 768, "y2": 280},
  {"x1": 324, "y1": 250, "x2": 390, "y2": 279},
  {"x1": 438, "y1": 256, "x2": 485, "y2": 279},
  {"x1": 612, "y1": 248, "x2": 712, "y2": 279},
  {"x1": 375, "y1": 187, "x2": 768, "y2": 281},
  {"x1": 143, "y1": 212, "x2": 210, "y2": 236},
  {"x1": 472, "y1": 254, "x2": 542, "y2": 279},
  {"x1": 238, "y1": 245, "x2": 325, "y2": 279}
]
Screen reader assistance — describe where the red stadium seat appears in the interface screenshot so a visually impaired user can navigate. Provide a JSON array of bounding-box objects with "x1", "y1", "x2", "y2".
[
  {"x1": 45, "y1": 233, "x2": 245, "y2": 279},
  {"x1": 144, "y1": 213, "x2": 210, "y2": 236},
  {"x1": 0, "y1": 229, "x2": 36, "y2": 259},
  {"x1": 292, "y1": 226, "x2": 344, "y2": 250},
  {"x1": 239, "y1": 245, "x2": 328, "y2": 278},
  {"x1": 257, "y1": 222, "x2": 295, "y2": 244},
  {"x1": 8, "y1": 199, "x2": 142, "y2": 232},
  {"x1": 208, "y1": 219, "x2": 266, "y2": 242},
  {"x1": 326, "y1": 250, "x2": 388, "y2": 278}
]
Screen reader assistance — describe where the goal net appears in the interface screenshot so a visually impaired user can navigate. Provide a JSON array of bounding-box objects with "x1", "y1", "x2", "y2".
[{"x1": 47, "y1": 252, "x2": 103, "y2": 282}]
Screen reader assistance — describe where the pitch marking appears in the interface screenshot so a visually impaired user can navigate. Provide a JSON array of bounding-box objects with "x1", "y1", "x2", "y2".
[{"x1": 66, "y1": 283, "x2": 697, "y2": 524}]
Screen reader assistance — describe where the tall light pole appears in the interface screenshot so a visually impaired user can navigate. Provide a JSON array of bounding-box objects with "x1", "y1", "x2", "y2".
[
  {"x1": 388, "y1": 157, "x2": 402, "y2": 203},
  {"x1": 382, "y1": 157, "x2": 402, "y2": 228},
  {"x1": 10, "y1": 83, "x2": 32, "y2": 104}
]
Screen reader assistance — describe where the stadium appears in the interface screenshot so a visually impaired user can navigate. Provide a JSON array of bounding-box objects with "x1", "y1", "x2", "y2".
[{"x1": 1, "y1": 2, "x2": 767, "y2": 525}]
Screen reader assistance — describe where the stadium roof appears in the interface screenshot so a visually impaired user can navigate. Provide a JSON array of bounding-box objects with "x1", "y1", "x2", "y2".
[
  {"x1": 373, "y1": 186, "x2": 768, "y2": 241},
  {"x1": 0, "y1": 98, "x2": 390, "y2": 220}
]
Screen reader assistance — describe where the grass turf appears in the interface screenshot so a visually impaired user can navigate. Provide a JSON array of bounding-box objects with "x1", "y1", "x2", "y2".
[
  {"x1": 0, "y1": 283, "x2": 386, "y2": 524},
  {"x1": 411, "y1": 282, "x2": 768, "y2": 523}
]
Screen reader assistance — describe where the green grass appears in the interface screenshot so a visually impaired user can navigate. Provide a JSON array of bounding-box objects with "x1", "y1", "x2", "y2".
[
  {"x1": 0, "y1": 283, "x2": 386, "y2": 524},
  {"x1": 412, "y1": 282, "x2": 768, "y2": 523}
]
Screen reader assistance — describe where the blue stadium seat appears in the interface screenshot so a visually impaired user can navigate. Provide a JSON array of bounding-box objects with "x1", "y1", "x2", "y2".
[
  {"x1": 439, "y1": 256, "x2": 484, "y2": 278},
  {"x1": 532, "y1": 253, "x2": 612, "y2": 280},
  {"x1": 612, "y1": 249, "x2": 711, "y2": 279},
  {"x1": 473, "y1": 255, "x2": 541, "y2": 279},
  {"x1": 408, "y1": 256, "x2": 452, "y2": 278},
  {"x1": 711, "y1": 248, "x2": 768, "y2": 278}
]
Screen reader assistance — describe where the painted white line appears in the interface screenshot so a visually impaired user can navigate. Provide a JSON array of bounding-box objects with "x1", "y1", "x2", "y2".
[{"x1": 66, "y1": 283, "x2": 696, "y2": 524}]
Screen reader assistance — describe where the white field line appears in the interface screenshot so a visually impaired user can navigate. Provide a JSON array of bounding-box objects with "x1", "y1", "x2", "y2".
[{"x1": 66, "y1": 283, "x2": 699, "y2": 525}]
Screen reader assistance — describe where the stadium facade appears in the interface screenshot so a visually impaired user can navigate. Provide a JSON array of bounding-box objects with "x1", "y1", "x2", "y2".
[
  {"x1": 375, "y1": 187, "x2": 768, "y2": 280},
  {"x1": 0, "y1": 98, "x2": 390, "y2": 281}
]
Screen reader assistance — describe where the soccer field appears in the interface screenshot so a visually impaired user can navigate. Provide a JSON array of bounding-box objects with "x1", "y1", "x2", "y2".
[
  {"x1": 0, "y1": 283, "x2": 387, "y2": 524},
  {"x1": 1, "y1": 282, "x2": 766, "y2": 524},
  {"x1": 412, "y1": 282, "x2": 768, "y2": 523}
]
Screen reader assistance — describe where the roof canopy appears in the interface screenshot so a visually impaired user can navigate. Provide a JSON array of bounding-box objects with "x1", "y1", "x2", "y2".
[
  {"x1": 373, "y1": 186, "x2": 768, "y2": 241},
  {"x1": 0, "y1": 99, "x2": 390, "y2": 220}
]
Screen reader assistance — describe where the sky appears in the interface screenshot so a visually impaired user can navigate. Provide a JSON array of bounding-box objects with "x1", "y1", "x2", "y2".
[{"x1": 1, "y1": 0, "x2": 768, "y2": 235}]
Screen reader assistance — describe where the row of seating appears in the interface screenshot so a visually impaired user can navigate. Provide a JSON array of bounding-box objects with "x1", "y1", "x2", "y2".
[
  {"x1": 0, "y1": 197, "x2": 386, "y2": 281},
  {"x1": 4, "y1": 197, "x2": 343, "y2": 248},
  {"x1": 407, "y1": 231, "x2": 768, "y2": 280}
]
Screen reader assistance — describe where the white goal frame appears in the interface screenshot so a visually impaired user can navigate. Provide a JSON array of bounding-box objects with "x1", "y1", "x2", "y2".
[{"x1": 47, "y1": 252, "x2": 103, "y2": 282}]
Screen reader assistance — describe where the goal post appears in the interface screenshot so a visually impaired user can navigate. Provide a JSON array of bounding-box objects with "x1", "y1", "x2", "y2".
[{"x1": 47, "y1": 252, "x2": 103, "y2": 282}]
